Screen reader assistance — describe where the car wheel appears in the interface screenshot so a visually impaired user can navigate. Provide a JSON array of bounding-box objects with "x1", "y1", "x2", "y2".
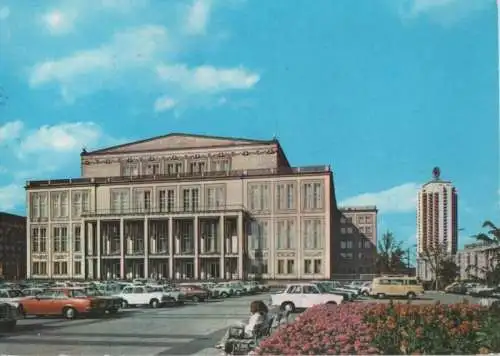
[
  {"x1": 220, "y1": 292, "x2": 228, "y2": 298},
  {"x1": 149, "y1": 299, "x2": 160, "y2": 308},
  {"x1": 192, "y1": 295, "x2": 200, "y2": 303},
  {"x1": 121, "y1": 300, "x2": 129, "y2": 309},
  {"x1": 377, "y1": 293, "x2": 386, "y2": 299},
  {"x1": 281, "y1": 302, "x2": 295, "y2": 313},
  {"x1": 108, "y1": 308, "x2": 119, "y2": 314},
  {"x1": 407, "y1": 292, "x2": 416, "y2": 300},
  {"x1": 17, "y1": 305, "x2": 26, "y2": 318},
  {"x1": 326, "y1": 301, "x2": 337, "y2": 306},
  {"x1": 63, "y1": 307, "x2": 77, "y2": 320},
  {"x1": 362, "y1": 291, "x2": 369, "y2": 297}
]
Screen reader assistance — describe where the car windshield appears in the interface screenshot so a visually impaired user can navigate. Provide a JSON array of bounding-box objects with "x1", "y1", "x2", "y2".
[
  {"x1": 69, "y1": 289, "x2": 87, "y2": 298},
  {"x1": 85, "y1": 288, "x2": 103, "y2": 296},
  {"x1": 7, "y1": 290, "x2": 24, "y2": 298}
]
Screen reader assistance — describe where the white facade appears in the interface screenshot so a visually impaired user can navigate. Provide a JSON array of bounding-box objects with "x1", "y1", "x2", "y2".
[{"x1": 416, "y1": 180, "x2": 458, "y2": 255}]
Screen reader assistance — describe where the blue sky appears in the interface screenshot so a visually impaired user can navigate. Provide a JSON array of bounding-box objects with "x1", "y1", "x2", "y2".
[{"x1": 0, "y1": 0, "x2": 498, "y2": 252}]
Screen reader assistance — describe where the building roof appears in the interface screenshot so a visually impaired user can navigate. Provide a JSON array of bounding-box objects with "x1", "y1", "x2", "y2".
[
  {"x1": 339, "y1": 205, "x2": 378, "y2": 213},
  {"x1": 82, "y1": 132, "x2": 278, "y2": 156}
]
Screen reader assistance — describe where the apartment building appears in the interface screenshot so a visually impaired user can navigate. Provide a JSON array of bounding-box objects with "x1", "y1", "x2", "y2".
[
  {"x1": 26, "y1": 133, "x2": 337, "y2": 280},
  {"x1": 0, "y1": 212, "x2": 26, "y2": 280},
  {"x1": 334, "y1": 206, "x2": 378, "y2": 275}
]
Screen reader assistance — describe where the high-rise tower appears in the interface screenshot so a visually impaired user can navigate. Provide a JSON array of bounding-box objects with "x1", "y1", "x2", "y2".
[{"x1": 416, "y1": 167, "x2": 458, "y2": 256}]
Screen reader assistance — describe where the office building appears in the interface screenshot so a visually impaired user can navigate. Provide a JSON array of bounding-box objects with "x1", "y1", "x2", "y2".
[
  {"x1": 455, "y1": 242, "x2": 500, "y2": 281},
  {"x1": 335, "y1": 206, "x2": 378, "y2": 275},
  {"x1": 26, "y1": 133, "x2": 338, "y2": 280},
  {"x1": 0, "y1": 212, "x2": 26, "y2": 280}
]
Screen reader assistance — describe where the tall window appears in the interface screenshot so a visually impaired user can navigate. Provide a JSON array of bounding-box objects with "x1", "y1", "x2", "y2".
[
  {"x1": 159, "y1": 189, "x2": 176, "y2": 212},
  {"x1": 200, "y1": 221, "x2": 218, "y2": 253},
  {"x1": 206, "y1": 186, "x2": 225, "y2": 209},
  {"x1": 276, "y1": 220, "x2": 295, "y2": 249},
  {"x1": 53, "y1": 261, "x2": 68, "y2": 275},
  {"x1": 74, "y1": 262, "x2": 82, "y2": 275},
  {"x1": 276, "y1": 183, "x2": 295, "y2": 210},
  {"x1": 31, "y1": 228, "x2": 40, "y2": 252},
  {"x1": 248, "y1": 184, "x2": 270, "y2": 211},
  {"x1": 53, "y1": 226, "x2": 68, "y2": 252},
  {"x1": 211, "y1": 159, "x2": 230, "y2": 172},
  {"x1": 73, "y1": 225, "x2": 81, "y2": 252},
  {"x1": 165, "y1": 162, "x2": 183, "y2": 175},
  {"x1": 250, "y1": 220, "x2": 268, "y2": 250},
  {"x1": 143, "y1": 162, "x2": 160, "y2": 175},
  {"x1": 189, "y1": 161, "x2": 206, "y2": 174},
  {"x1": 30, "y1": 193, "x2": 48, "y2": 220},
  {"x1": 182, "y1": 188, "x2": 199, "y2": 212},
  {"x1": 122, "y1": 163, "x2": 139, "y2": 176},
  {"x1": 72, "y1": 190, "x2": 90, "y2": 218},
  {"x1": 304, "y1": 219, "x2": 322, "y2": 249},
  {"x1": 51, "y1": 192, "x2": 69, "y2": 218},
  {"x1": 133, "y1": 189, "x2": 151, "y2": 212},
  {"x1": 302, "y1": 182, "x2": 323, "y2": 210},
  {"x1": 111, "y1": 190, "x2": 130, "y2": 213},
  {"x1": 32, "y1": 262, "x2": 47, "y2": 275}
]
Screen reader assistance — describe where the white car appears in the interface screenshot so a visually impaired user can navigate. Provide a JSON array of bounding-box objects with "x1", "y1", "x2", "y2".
[
  {"x1": 117, "y1": 285, "x2": 174, "y2": 308},
  {"x1": 270, "y1": 283, "x2": 343, "y2": 312},
  {"x1": 0, "y1": 289, "x2": 30, "y2": 313},
  {"x1": 360, "y1": 282, "x2": 372, "y2": 296},
  {"x1": 147, "y1": 284, "x2": 186, "y2": 304}
]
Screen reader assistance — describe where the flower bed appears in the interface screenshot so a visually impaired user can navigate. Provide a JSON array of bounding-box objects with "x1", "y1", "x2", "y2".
[{"x1": 256, "y1": 301, "x2": 500, "y2": 355}]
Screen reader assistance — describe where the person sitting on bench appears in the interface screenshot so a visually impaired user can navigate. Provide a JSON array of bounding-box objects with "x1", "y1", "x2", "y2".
[{"x1": 215, "y1": 300, "x2": 267, "y2": 349}]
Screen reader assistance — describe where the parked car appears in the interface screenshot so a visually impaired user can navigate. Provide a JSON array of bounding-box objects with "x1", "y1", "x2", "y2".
[
  {"x1": 313, "y1": 281, "x2": 355, "y2": 301},
  {"x1": 245, "y1": 281, "x2": 269, "y2": 292},
  {"x1": 360, "y1": 282, "x2": 372, "y2": 296},
  {"x1": 21, "y1": 288, "x2": 45, "y2": 297},
  {"x1": 117, "y1": 285, "x2": 174, "y2": 308},
  {"x1": 370, "y1": 276, "x2": 424, "y2": 299},
  {"x1": 81, "y1": 287, "x2": 122, "y2": 314},
  {"x1": 18, "y1": 288, "x2": 108, "y2": 319},
  {"x1": 0, "y1": 302, "x2": 19, "y2": 331},
  {"x1": 444, "y1": 282, "x2": 468, "y2": 295},
  {"x1": 212, "y1": 283, "x2": 234, "y2": 298},
  {"x1": 270, "y1": 283, "x2": 344, "y2": 312},
  {"x1": 177, "y1": 285, "x2": 210, "y2": 302},
  {"x1": 147, "y1": 285, "x2": 186, "y2": 304}
]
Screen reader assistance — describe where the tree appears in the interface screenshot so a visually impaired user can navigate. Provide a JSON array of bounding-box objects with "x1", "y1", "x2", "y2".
[
  {"x1": 469, "y1": 220, "x2": 500, "y2": 285},
  {"x1": 376, "y1": 231, "x2": 406, "y2": 274},
  {"x1": 420, "y1": 242, "x2": 457, "y2": 290}
]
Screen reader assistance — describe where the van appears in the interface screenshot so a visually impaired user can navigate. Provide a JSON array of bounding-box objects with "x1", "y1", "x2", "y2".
[{"x1": 370, "y1": 276, "x2": 424, "y2": 299}]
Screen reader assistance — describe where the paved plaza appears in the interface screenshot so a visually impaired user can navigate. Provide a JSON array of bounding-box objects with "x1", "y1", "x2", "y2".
[{"x1": 0, "y1": 292, "x2": 484, "y2": 356}]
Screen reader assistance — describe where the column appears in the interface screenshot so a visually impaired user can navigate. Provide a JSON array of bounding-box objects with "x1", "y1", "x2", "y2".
[
  {"x1": 26, "y1": 222, "x2": 31, "y2": 278},
  {"x1": 237, "y1": 212, "x2": 244, "y2": 279},
  {"x1": 86, "y1": 222, "x2": 93, "y2": 279},
  {"x1": 96, "y1": 220, "x2": 101, "y2": 280},
  {"x1": 119, "y1": 218, "x2": 125, "y2": 279},
  {"x1": 168, "y1": 217, "x2": 174, "y2": 279},
  {"x1": 194, "y1": 216, "x2": 199, "y2": 279},
  {"x1": 144, "y1": 217, "x2": 149, "y2": 278},
  {"x1": 82, "y1": 222, "x2": 87, "y2": 278},
  {"x1": 219, "y1": 215, "x2": 225, "y2": 279}
]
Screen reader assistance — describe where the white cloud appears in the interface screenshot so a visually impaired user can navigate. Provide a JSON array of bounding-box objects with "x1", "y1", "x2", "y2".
[
  {"x1": 340, "y1": 182, "x2": 421, "y2": 214},
  {"x1": 29, "y1": 25, "x2": 169, "y2": 98},
  {"x1": 0, "y1": 6, "x2": 10, "y2": 20},
  {"x1": 185, "y1": 0, "x2": 212, "y2": 35},
  {"x1": 154, "y1": 96, "x2": 177, "y2": 112},
  {"x1": 0, "y1": 120, "x2": 24, "y2": 143},
  {"x1": 397, "y1": 0, "x2": 492, "y2": 25},
  {"x1": 42, "y1": 9, "x2": 77, "y2": 35},
  {"x1": 0, "y1": 184, "x2": 24, "y2": 211},
  {"x1": 157, "y1": 64, "x2": 260, "y2": 93}
]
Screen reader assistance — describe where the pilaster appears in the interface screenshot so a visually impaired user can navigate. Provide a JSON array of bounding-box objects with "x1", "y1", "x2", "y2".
[
  {"x1": 194, "y1": 216, "x2": 199, "y2": 279},
  {"x1": 168, "y1": 217, "x2": 174, "y2": 279},
  {"x1": 219, "y1": 215, "x2": 225, "y2": 279},
  {"x1": 144, "y1": 217, "x2": 149, "y2": 278},
  {"x1": 120, "y1": 218, "x2": 125, "y2": 279}
]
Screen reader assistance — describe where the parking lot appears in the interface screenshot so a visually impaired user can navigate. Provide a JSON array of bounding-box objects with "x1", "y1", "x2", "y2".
[
  {"x1": 0, "y1": 291, "x2": 485, "y2": 356},
  {"x1": 0, "y1": 295, "x2": 262, "y2": 356}
]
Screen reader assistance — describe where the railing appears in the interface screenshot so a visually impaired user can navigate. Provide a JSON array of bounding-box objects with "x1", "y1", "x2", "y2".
[
  {"x1": 25, "y1": 165, "x2": 331, "y2": 187},
  {"x1": 81, "y1": 204, "x2": 246, "y2": 217}
]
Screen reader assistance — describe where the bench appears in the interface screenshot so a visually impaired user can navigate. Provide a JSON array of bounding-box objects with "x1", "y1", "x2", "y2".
[{"x1": 224, "y1": 310, "x2": 290, "y2": 355}]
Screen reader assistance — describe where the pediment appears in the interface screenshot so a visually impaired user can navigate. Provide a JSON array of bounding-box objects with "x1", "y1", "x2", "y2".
[{"x1": 90, "y1": 133, "x2": 269, "y2": 155}]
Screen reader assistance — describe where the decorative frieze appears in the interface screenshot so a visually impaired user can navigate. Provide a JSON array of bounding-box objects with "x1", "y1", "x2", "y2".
[
  {"x1": 276, "y1": 252, "x2": 295, "y2": 258},
  {"x1": 31, "y1": 253, "x2": 48, "y2": 260},
  {"x1": 82, "y1": 147, "x2": 278, "y2": 166},
  {"x1": 303, "y1": 251, "x2": 323, "y2": 257}
]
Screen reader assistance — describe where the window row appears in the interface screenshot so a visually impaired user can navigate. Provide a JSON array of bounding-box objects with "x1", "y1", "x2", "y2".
[
  {"x1": 340, "y1": 240, "x2": 374, "y2": 249},
  {"x1": 340, "y1": 215, "x2": 374, "y2": 224},
  {"x1": 276, "y1": 258, "x2": 322, "y2": 275},
  {"x1": 340, "y1": 252, "x2": 375, "y2": 260},
  {"x1": 248, "y1": 182, "x2": 324, "y2": 212},
  {"x1": 31, "y1": 226, "x2": 82, "y2": 253},
  {"x1": 30, "y1": 191, "x2": 90, "y2": 220},
  {"x1": 340, "y1": 226, "x2": 374, "y2": 234},
  {"x1": 31, "y1": 261, "x2": 82, "y2": 276},
  {"x1": 249, "y1": 219, "x2": 324, "y2": 250},
  {"x1": 121, "y1": 158, "x2": 231, "y2": 176},
  {"x1": 111, "y1": 186, "x2": 225, "y2": 213}
]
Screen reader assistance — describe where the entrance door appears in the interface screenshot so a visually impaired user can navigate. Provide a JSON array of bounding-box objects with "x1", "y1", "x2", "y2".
[{"x1": 209, "y1": 262, "x2": 219, "y2": 279}]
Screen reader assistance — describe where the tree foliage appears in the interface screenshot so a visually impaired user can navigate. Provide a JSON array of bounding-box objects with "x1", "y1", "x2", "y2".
[
  {"x1": 376, "y1": 231, "x2": 406, "y2": 274},
  {"x1": 469, "y1": 220, "x2": 500, "y2": 285},
  {"x1": 420, "y1": 242, "x2": 458, "y2": 290}
]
